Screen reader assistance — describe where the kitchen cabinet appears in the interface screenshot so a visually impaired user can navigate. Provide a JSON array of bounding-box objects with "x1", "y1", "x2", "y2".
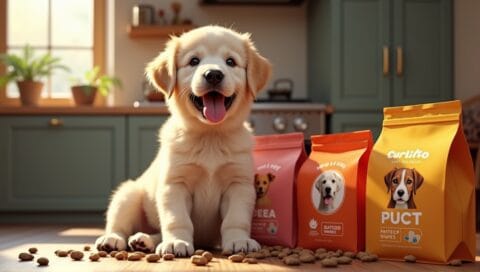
[
  {"x1": 127, "y1": 116, "x2": 165, "y2": 178},
  {"x1": 0, "y1": 116, "x2": 126, "y2": 211},
  {"x1": 308, "y1": 0, "x2": 452, "y2": 137}
]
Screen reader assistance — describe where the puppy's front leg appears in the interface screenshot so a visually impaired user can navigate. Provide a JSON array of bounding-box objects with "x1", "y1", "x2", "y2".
[
  {"x1": 155, "y1": 183, "x2": 194, "y2": 257},
  {"x1": 221, "y1": 182, "x2": 260, "y2": 253}
]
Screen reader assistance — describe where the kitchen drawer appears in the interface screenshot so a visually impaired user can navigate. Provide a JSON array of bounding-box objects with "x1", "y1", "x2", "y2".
[
  {"x1": 0, "y1": 116, "x2": 126, "y2": 211},
  {"x1": 331, "y1": 112, "x2": 383, "y2": 139},
  {"x1": 127, "y1": 116, "x2": 167, "y2": 179}
]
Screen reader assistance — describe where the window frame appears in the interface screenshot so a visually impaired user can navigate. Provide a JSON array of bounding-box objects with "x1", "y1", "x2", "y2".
[{"x1": 0, "y1": 0, "x2": 106, "y2": 106}]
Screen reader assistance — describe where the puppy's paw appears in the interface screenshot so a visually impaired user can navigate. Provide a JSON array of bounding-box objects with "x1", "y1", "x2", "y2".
[
  {"x1": 155, "y1": 239, "x2": 194, "y2": 257},
  {"x1": 128, "y1": 232, "x2": 155, "y2": 253},
  {"x1": 95, "y1": 233, "x2": 127, "y2": 252},
  {"x1": 222, "y1": 238, "x2": 260, "y2": 253}
]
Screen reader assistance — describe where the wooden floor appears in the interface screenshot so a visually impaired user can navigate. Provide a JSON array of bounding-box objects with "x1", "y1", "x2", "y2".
[{"x1": 0, "y1": 225, "x2": 479, "y2": 272}]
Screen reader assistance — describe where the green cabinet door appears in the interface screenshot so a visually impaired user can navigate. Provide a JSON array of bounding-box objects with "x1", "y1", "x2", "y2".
[
  {"x1": 127, "y1": 116, "x2": 167, "y2": 179},
  {"x1": 331, "y1": 0, "x2": 391, "y2": 110},
  {"x1": 331, "y1": 112, "x2": 383, "y2": 139},
  {"x1": 0, "y1": 116, "x2": 126, "y2": 211},
  {"x1": 392, "y1": 0, "x2": 452, "y2": 105}
]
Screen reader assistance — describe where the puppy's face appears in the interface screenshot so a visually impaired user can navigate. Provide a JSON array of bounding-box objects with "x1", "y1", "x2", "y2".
[
  {"x1": 385, "y1": 168, "x2": 424, "y2": 204},
  {"x1": 315, "y1": 171, "x2": 343, "y2": 207},
  {"x1": 146, "y1": 26, "x2": 271, "y2": 126},
  {"x1": 254, "y1": 173, "x2": 275, "y2": 199}
]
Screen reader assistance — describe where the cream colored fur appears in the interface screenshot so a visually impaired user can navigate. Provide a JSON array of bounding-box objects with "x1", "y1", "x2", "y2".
[{"x1": 95, "y1": 25, "x2": 272, "y2": 256}]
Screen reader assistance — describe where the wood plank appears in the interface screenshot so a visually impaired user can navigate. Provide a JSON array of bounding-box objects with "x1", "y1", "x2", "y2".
[{"x1": 0, "y1": 225, "x2": 478, "y2": 272}]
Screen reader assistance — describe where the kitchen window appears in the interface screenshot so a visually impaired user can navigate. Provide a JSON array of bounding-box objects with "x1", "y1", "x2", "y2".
[{"x1": 0, "y1": 0, "x2": 105, "y2": 105}]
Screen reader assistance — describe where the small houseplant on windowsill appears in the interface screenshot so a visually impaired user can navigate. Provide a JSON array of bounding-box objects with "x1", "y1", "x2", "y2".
[
  {"x1": 0, "y1": 44, "x2": 69, "y2": 106},
  {"x1": 70, "y1": 66, "x2": 122, "y2": 106}
]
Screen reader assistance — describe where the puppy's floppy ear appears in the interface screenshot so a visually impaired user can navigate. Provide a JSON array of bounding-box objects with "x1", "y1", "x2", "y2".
[
  {"x1": 412, "y1": 168, "x2": 424, "y2": 194},
  {"x1": 384, "y1": 169, "x2": 396, "y2": 193},
  {"x1": 267, "y1": 173, "x2": 275, "y2": 182},
  {"x1": 243, "y1": 33, "x2": 272, "y2": 98},
  {"x1": 145, "y1": 37, "x2": 178, "y2": 98}
]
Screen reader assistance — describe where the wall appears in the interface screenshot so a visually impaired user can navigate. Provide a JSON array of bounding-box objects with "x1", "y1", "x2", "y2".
[
  {"x1": 454, "y1": 0, "x2": 480, "y2": 100},
  {"x1": 110, "y1": 0, "x2": 307, "y2": 105}
]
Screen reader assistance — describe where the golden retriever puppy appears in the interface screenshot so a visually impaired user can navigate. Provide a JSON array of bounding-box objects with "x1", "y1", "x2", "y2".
[{"x1": 95, "y1": 25, "x2": 271, "y2": 256}]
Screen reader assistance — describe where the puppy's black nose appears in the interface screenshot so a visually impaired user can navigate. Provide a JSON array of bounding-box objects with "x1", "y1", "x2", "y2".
[
  {"x1": 397, "y1": 190, "x2": 405, "y2": 197},
  {"x1": 325, "y1": 187, "x2": 331, "y2": 194},
  {"x1": 204, "y1": 69, "x2": 224, "y2": 86}
]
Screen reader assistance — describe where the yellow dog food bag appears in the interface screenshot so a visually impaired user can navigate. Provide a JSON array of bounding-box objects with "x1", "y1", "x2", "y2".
[{"x1": 366, "y1": 100, "x2": 476, "y2": 264}]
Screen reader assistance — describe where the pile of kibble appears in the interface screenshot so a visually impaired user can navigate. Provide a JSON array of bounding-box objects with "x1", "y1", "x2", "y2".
[{"x1": 17, "y1": 244, "x2": 464, "y2": 268}]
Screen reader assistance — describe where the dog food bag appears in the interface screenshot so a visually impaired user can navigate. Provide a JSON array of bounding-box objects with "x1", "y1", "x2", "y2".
[
  {"x1": 297, "y1": 130, "x2": 373, "y2": 252},
  {"x1": 252, "y1": 133, "x2": 307, "y2": 247},
  {"x1": 366, "y1": 100, "x2": 476, "y2": 264}
]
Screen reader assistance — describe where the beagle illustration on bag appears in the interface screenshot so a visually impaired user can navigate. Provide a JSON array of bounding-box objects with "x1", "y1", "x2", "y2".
[{"x1": 366, "y1": 100, "x2": 476, "y2": 264}]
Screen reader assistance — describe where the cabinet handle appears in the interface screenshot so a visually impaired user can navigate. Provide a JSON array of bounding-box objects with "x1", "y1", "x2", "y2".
[
  {"x1": 49, "y1": 118, "x2": 63, "y2": 127},
  {"x1": 383, "y1": 46, "x2": 389, "y2": 76},
  {"x1": 396, "y1": 46, "x2": 404, "y2": 76}
]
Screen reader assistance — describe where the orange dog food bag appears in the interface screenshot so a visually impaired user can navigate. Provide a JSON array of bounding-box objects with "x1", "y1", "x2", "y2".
[
  {"x1": 251, "y1": 133, "x2": 306, "y2": 248},
  {"x1": 297, "y1": 130, "x2": 373, "y2": 251},
  {"x1": 366, "y1": 100, "x2": 476, "y2": 264}
]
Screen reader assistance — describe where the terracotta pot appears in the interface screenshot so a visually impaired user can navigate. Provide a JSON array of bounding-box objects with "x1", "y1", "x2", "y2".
[
  {"x1": 71, "y1": 85, "x2": 98, "y2": 105},
  {"x1": 17, "y1": 80, "x2": 44, "y2": 106}
]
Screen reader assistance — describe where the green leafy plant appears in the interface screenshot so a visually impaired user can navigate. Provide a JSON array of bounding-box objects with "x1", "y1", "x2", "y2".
[
  {"x1": 72, "y1": 66, "x2": 122, "y2": 96},
  {"x1": 0, "y1": 44, "x2": 69, "y2": 86}
]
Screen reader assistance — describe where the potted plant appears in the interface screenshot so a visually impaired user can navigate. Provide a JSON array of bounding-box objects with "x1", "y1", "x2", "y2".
[
  {"x1": 70, "y1": 66, "x2": 122, "y2": 105},
  {"x1": 0, "y1": 44, "x2": 69, "y2": 106}
]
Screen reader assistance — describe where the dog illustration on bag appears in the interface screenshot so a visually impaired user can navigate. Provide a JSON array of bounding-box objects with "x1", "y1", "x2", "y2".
[
  {"x1": 314, "y1": 170, "x2": 345, "y2": 213},
  {"x1": 384, "y1": 168, "x2": 424, "y2": 209},
  {"x1": 254, "y1": 173, "x2": 275, "y2": 206}
]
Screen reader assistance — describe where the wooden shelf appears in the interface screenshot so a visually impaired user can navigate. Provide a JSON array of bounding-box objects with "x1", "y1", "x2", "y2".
[{"x1": 127, "y1": 24, "x2": 194, "y2": 38}]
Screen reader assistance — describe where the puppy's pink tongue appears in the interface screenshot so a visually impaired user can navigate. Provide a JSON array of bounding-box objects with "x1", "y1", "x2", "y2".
[
  {"x1": 324, "y1": 198, "x2": 333, "y2": 205},
  {"x1": 202, "y1": 92, "x2": 226, "y2": 123}
]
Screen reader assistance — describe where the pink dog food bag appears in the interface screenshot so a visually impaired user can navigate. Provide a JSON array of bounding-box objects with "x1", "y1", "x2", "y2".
[{"x1": 251, "y1": 133, "x2": 307, "y2": 247}]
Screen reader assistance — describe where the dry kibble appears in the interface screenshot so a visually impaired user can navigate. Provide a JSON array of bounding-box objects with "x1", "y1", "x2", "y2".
[
  {"x1": 283, "y1": 256, "x2": 301, "y2": 266},
  {"x1": 115, "y1": 252, "x2": 126, "y2": 260},
  {"x1": 404, "y1": 255, "x2": 416, "y2": 263},
  {"x1": 273, "y1": 245, "x2": 283, "y2": 251},
  {"x1": 194, "y1": 249, "x2": 205, "y2": 256},
  {"x1": 37, "y1": 257, "x2": 49, "y2": 266},
  {"x1": 146, "y1": 254, "x2": 161, "y2": 263},
  {"x1": 202, "y1": 251, "x2": 213, "y2": 262},
  {"x1": 260, "y1": 249, "x2": 271, "y2": 258},
  {"x1": 28, "y1": 247, "x2": 38, "y2": 254},
  {"x1": 321, "y1": 258, "x2": 338, "y2": 267},
  {"x1": 278, "y1": 252, "x2": 289, "y2": 259},
  {"x1": 356, "y1": 251, "x2": 368, "y2": 259},
  {"x1": 163, "y1": 253, "x2": 175, "y2": 261},
  {"x1": 328, "y1": 250, "x2": 341, "y2": 257},
  {"x1": 134, "y1": 251, "x2": 146, "y2": 258},
  {"x1": 109, "y1": 251, "x2": 118, "y2": 257},
  {"x1": 300, "y1": 249, "x2": 314, "y2": 256},
  {"x1": 98, "y1": 251, "x2": 108, "y2": 258},
  {"x1": 18, "y1": 252, "x2": 34, "y2": 261},
  {"x1": 343, "y1": 251, "x2": 356, "y2": 258},
  {"x1": 56, "y1": 250, "x2": 68, "y2": 257},
  {"x1": 71, "y1": 251, "x2": 84, "y2": 261},
  {"x1": 315, "y1": 252, "x2": 329, "y2": 260},
  {"x1": 449, "y1": 259, "x2": 462, "y2": 266},
  {"x1": 191, "y1": 255, "x2": 208, "y2": 266},
  {"x1": 221, "y1": 249, "x2": 233, "y2": 256},
  {"x1": 336, "y1": 249, "x2": 343, "y2": 255},
  {"x1": 337, "y1": 256, "x2": 353, "y2": 265},
  {"x1": 281, "y1": 248, "x2": 292, "y2": 255},
  {"x1": 128, "y1": 253, "x2": 142, "y2": 261},
  {"x1": 84, "y1": 245, "x2": 91, "y2": 251},
  {"x1": 89, "y1": 253, "x2": 100, "y2": 262},
  {"x1": 228, "y1": 254, "x2": 244, "y2": 263},
  {"x1": 292, "y1": 247, "x2": 303, "y2": 254},
  {"x1": 242, "y1": 257, "x2": 258, "y2": 264},
  {"x1": 315, "y1": 248, "x2": 327, "y2": 254},
  {"x1": 299, "y1": 253, "x2": 316, "y2": 263},
  {"x1": 360, "y1": 254, "x2": 378, "y2": 262},
  {"x1": 270, "y1": 250, "x2": 280, "y2": 257}
]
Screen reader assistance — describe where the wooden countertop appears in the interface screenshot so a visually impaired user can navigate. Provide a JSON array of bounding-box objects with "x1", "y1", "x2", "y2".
[{"x1": 0, "y1": 105, "x2": 170, "y2": 116}]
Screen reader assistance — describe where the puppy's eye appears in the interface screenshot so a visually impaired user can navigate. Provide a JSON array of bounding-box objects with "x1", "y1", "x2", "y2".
[
  {"x1": 332, "y1": 180, "x2": 336, "y2": 183},
  {"x1": 226, "y1": 57, "x2": 236, "y2": 67},
  {"x1": 392, "y1": 178, "x2": 398, "y2": 184},
  {"x1": 322, "y1": 180, "x2": 326, "y2": 184},
  {"x1": 406, "y1": 179, "x2": 413, "y2": 184},
  {"x1": 189, "y1": 57, "x2": 200, "y2": 66}
]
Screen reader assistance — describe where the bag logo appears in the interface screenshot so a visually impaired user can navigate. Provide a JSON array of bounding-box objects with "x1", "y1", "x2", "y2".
[{"x1": 387, "y1": 149, "x2": 430, "y2": 159}]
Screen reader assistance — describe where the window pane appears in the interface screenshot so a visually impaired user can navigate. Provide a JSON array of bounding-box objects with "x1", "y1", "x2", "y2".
[
  {"x1": 51, "y1": 0, "x2": 93, "y2": 47},
  {"x1": 50, "y1": 49, "x2": 93, "y2": 98},
  {"x1": 7, "y1": 0, "x2": 48, "y2": 46},
  {"x1": 6, "y1": 48, "x2": 49, "y2": 98}
]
